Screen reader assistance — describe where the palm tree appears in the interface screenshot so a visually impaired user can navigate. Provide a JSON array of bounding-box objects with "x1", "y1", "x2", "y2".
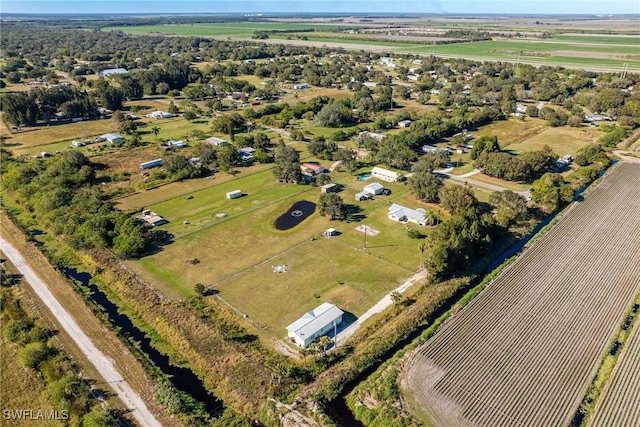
[
  {"x1": 151, "y1": 126, "x2": 160, "y2": 141},
  {"x1": 317, "y1": 335, "x2": 332, "y2": 357},
  {"x1": 390, "y1": 291, "x2": 403, "y2": 306},
  {"x1": 419, "y1": 242, "x2": 427, "y2": 270}
]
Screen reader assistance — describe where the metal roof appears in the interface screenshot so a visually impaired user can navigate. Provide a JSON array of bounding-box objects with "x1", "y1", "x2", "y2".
[{"x1": 286, "y1": 302, "x2": 343, "y2": 338}]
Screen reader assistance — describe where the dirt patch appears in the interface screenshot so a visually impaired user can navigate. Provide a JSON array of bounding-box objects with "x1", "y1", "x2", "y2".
[{"x1": 355, "y1": 224, "x2": 380, "y2": 236}]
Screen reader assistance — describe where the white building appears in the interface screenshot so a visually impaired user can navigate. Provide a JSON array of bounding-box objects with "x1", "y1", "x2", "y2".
[
  {"x1": 168, "y1": 140, "x2": 186, "y2": 149},
  {"x1": 286, "y1": 302, "x2": 344, "y2": 348},
  {"x1": 138, "y1": 209, "x2": 167, "y2": 227},
  {"x1": 388, "y1": 203, "x2": 428, "y2": 226},
  {"x1": 145, "y1": 111, "x2": 173, "y2": 119},
  {"x1": 226, "y1": 190, "x2": 242, "y2": 199},
  {"x1": 364, "y1": 182, "x2": 385, "y2": 195},
  {"x1": 398, "y1": 119, "x2": 412, "y2": 128},
  {"x1": 101, "y1": 133, "x2": 125, "y2": 144},
  {"x1": 371, "y1": 166, "x2": 402, "y2": 182},
  {"x1": 206, "y1": 137, "x2": 228, "y2": 146},
  {"x1": 100, "y1": 68, "x2": 128, "y2": 77}
]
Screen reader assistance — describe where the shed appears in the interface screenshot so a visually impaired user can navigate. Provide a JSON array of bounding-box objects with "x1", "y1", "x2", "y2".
[
  {"x1": 355, "y1": 191, "x2": 371, "y2": 201},
  {"x1": 140, "y1": 159, "x2": 163, "y2": 169},
  {"x1": 293, "y1": 83, "x2": 309, "y2": 90},
  {"x1": 138, "y1": 209, "x2": 167, "y2": 227},
  {"x1": 102, "y1": 133, "x2": 125, "y2": 144},
  {"x1": 371, "y1": 167, "x2": 402, "y2": 182},
  {"x1": 398, "y1": 120, "x2": 412, "y2": 128},
  {"x1": 206, "y1": 137, "x2": 228, "y2": 146},
  {"x1": 168, "y1": 140, "x2": 186, "y2": 149},
  {"x1": 286, "y1": 302, "x2": 344, "y2": 348},
  {"x1": 323, "y1": 228, "x2": 338, "y2": 237},
  {"x1": 226, "y1": 190, "x2": 242, "y2": 199},
  {"x1": 321, "y1": 183, "x2": 338, "y2": 194},
  {"x1": 364, "y1": 182, "x2": 385, "y2": 195}
]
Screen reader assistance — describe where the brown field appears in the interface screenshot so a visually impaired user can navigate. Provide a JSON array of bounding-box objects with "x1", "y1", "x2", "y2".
[
  {"x1": 505, "y1": 125, "x2": 601, "y2": 155},
  {"x1": 402, "y1": 162, "x2": 640, "y2": 426}
]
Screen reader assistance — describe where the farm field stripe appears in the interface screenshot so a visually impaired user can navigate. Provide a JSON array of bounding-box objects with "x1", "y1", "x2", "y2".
[{"x1": 404, "y1": 162, "x2": 640, "y2": 426}]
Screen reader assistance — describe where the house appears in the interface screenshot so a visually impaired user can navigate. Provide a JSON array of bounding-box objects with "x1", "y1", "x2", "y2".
[
  {"x1": 226, "y1": 190, "x2": 242, "y2": 199},
  {"x1": 387, "y1": 203, "x2": 428, "y2": 226},
  {"x1": 556, "y1": 159, "x2": 568, "y2": 169},
  {"x1": 398, "y1": 120, "x2": 412, "y2": 128},
  {"x1": 293, "y1": 83, "x2": 309, "y2": 90},
  {"x1": 238, "y1": 147, "x2": 256, "y2": 161},
  {"x1": 101, "y1": 133, "x2": 125, "y2": 144},
  {"x1": 301, "y1": 163, "x2": 325, "y2": 176},
  {"x1": 71, "y1": 140, "x2": 85, "y2": 147},
  {"x1": 168, "y1": 140, "x2": 186, "y2": 149},
  {"x1": 364, "y1": 182, "x2": 385, "y2": 195},
  {"x1": 355, "y1": 191, "x2": 371, "y2": 201},
  {"x1": 145, "y1": 111, "x2": 173, "y2": 119},
  {"x1": 138, "y1": 209, "x2": 167, "y2": 227},
  {"x1": 100, "y1": 68, "x2": 128, "y2": 77},
  {"x1": 358, "y1": 131, "x2": 385, "y2": 141},
  {"x1": 363, "y1": 81, "x2": 378, "y2": 88},
  {"x1": 422, "y1": 145, "x2": 450, "y2": 154},
  {"x1": 321, "y1": 183, "x2": 339, "y2": 194},
  {"x1": 286, "y1": 302, "x2": 344, "y2": 348},
  {"x1": 206, "y1": 137, "x2": 228, "y2": 146},
  {"x1": 371, "y1": 167, "x2": 402, "y2": 182},
  {"x1": 562, "y1": 154, "x2": 573, "y2": 164},
  {"x1": 516, "y1": 104, "x2": 528, "y2": 114},
  {"x1": 140, "y1": 159, "x2": 163, "y2": 169}
]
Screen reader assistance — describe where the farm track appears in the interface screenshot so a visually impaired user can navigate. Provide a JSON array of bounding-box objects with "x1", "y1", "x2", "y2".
[
  {"x1": 588, "y1": 303, "x2": 640, "y2": 427},
  {"x1": 403, "y1": 162, "x2": 640, "y2": 427}
]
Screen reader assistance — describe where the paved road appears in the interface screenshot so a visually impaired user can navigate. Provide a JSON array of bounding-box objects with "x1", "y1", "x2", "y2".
[
  {"x1": 0, "y1": 236, "x2": 162, "y2": 427},
  {"x1": 336, "y1": 268, "x2": 429, "y2": 346}
]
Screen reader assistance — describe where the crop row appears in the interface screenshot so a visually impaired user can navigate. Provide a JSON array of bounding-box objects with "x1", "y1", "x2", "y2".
[
  {"x1": 404, "y1": 163, "x2": 640, "y2": 426},
  {"x1": 588, "y1": 308, "x2": 640, "y2": 427}
]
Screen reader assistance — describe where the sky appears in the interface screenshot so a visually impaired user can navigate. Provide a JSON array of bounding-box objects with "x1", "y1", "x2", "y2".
[{"x1": 1, "y1": 0, "x2": 639, "y2": 15}]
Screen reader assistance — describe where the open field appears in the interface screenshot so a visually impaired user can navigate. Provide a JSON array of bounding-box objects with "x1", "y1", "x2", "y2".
[
  {"x1": 102, "y1": 22, "x2": 342, "y2": 37},
  {"x1": 123, "y1": 156, "x2": 428, "y2": 338},
  {"x1": 588, "y1": 308, "x2": 640, "y2": 427},
  {"x1": 402, "y1": 162, "x2": 640, "y2": 426},
  {"x1": 105, "y1": 22, "x2": 640, "y2": 71},
  {"x1": 503, "y1": 124, "x2": 601, "y2": 156}
]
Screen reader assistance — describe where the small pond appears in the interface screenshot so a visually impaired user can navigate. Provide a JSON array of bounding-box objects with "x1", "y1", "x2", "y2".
[{"x1": 274, "y1": 200, "x2": 316, "y2": 230}]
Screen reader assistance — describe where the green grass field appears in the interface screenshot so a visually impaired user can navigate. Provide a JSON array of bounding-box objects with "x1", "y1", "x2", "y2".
[
  {"x1": 123, "y1": 158, "x2": 430, "y2": 340},
  {"x1": 102, "y1": 22, "x2": 340, "y2": 37}
]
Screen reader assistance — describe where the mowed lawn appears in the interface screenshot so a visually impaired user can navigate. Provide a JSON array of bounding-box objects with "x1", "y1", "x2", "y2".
[{"x1": 217, "y1": 237, "x2": 413, "y2": 338}]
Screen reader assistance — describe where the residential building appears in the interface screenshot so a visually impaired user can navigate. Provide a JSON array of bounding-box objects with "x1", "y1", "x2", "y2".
[
  {"x1": 301, "y1": 163, "x2": 325, "y2": 176},
  {"x1": 286, "y1": 302, "x2": 344, "y2": 348},
  {"x1": 398, "y1": 119, "x2": 412, "y2": 128},
  {"x1": 140, "y1": 159, "x2": 163, "y2": 169},
  {"x1": 387, "y1": 203, "x2": 428, "y2": 226},
  {"x1": 138, "y1": 209, "x2": 167, "y2": 227},
  {"x1": 100, "y1": 68, "x2": 128, "y2": 77},
  {"x1": 371, "y1": 166, "x2": 402, "y2": 182},
  {"x1": 101, "y1": 133, "x2": 125, "y2": 144},
  {"x1": 206, "y1": 137, "x2": 228, "y2": 146}
]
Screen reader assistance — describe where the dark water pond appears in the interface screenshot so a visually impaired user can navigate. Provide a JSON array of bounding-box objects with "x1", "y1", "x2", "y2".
[
  {"x1": 62, "y1": 267, "x2": 224, "y2": 418},
  {"x1": 274, "y1": 200, "x2": 316, "y2": 230}
]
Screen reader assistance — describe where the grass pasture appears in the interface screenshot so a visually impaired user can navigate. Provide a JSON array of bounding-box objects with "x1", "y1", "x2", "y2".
[
  {"x1": 124, "y1": 160, "x2": 428, "y2": 339},
  {"x1": 504, "y1": 125, "x2": 600, "y2": 156},
  {"x1": 102, "y1": 22, "x2": 341, "y2": 37}
]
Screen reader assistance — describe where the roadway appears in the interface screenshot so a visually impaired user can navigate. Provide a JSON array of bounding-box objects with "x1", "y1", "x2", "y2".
[{"x1": 0, "y1": 236, "x2": 162, "y2": 427}]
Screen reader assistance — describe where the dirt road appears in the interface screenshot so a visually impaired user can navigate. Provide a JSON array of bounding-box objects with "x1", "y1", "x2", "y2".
[{"x1": 0, "y1": 236, "x2": 162, "y2": 427}]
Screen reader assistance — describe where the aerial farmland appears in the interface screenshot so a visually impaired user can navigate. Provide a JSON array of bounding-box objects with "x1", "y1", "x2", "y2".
[{"x1": 402, "y1": 162, "x2": 640, "y2": 426}]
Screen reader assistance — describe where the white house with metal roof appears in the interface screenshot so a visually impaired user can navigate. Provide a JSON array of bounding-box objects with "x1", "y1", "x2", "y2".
[
  {"x1": 286, "y1": 302, "x2": 344, "y2": 348},
  {"x1": 371, "y1": 167, "x2": 402, "y2": 182},
  {"x1": 388, "y1": 203, "x2": 428, "y2": 226}
]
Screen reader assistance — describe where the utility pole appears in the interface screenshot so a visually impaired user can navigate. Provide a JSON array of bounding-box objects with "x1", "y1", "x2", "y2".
[{"x1": 363, "y1": 225, "x2": 368, "y2": 252}]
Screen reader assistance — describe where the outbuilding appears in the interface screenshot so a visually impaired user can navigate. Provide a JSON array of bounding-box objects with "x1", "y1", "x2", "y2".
[
  {"x1": 102, "y1": 133, "x2": 125, "y2": 144},
  {"x1": 286, "y1": 302, "x2": 344, "y2": 348},
  {"x1": 321, "y1": 183, "x2": 338, "y2": 194},
  {"x1": 140, "y1": 159, "x2": 163, "y2": 169},
  {"x1": 355, "y1": 191, "x2": 371, "y2": 201},
  {"x1": 364, "y1": 182, "x2": 385, "y2": 195},
  {"x1": 100, "y1": 68, "x2": 128, "y2": 77},
  {"x1": 398, "y1": 120, "x2": 412, "y2": 128},
  {"x1": 226, "y1": 190, "x2": 242, "y2": 199}
]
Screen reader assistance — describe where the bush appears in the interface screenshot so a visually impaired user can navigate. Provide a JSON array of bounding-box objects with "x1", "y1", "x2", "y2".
[{"x1": 19, "y1": 341, "x2": 53, "y2": 369}]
